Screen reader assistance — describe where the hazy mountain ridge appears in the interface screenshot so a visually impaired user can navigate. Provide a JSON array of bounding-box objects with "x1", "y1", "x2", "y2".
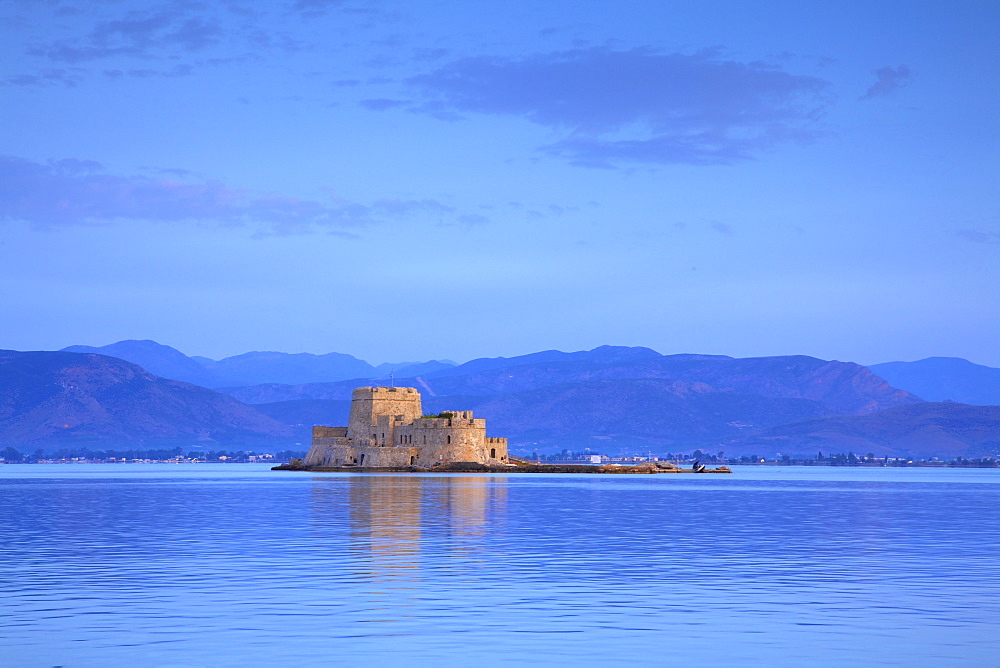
[
  {"x1": 412, "y1": 354, "x2": 917, "y2": 414},
  {"x1": 60, "y1": 340, "x2": 455, "y2": 388},
  {"x1": 720, "y1": 403, "x2": 1000, "y2": 459},
  {"x1": 253, "y1": 399, "x2": 352, "y2": 437},
  {"x1": 419, "y1": 345, "x2": 666, "y2": 378},
  {"x1": 427, "y1": 379, "x2": 838, "y2": 450},
  {"x1": 868, "y1": 357, "x2": 1000, "y2": 406},
  {"x1": 0, "y1": 350, "x2": 292, "y2": 448},
  {"x1": 62, "y1": 340, "x2": 218, "y2": 388},
  {"x1": 222, "y1": 350, "x2": 919, "y2": 415},
  {"x1": 9, "y1": 343, "x2": 997, "y2": 457},
  {"x1": 223, "y1": 348, "x2": 930, "y2": 455},
  {"x1": 198, "y1": 350, "x2": 377, "y2": 387}
]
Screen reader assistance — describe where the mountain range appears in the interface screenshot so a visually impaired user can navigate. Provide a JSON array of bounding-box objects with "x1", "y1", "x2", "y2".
[
  {"x1": 0, "y1": 350, "x2": 292, "y2": 449},
  {"x1": 720, "y1": 403, "x2": 1000, "y2": 459},
  {"x1": 230, "y1": 348, "x2": 930, "y2": 454},
  {"x1": 867, "y1": 357, "x2": 1000, "y2": 406},
  {"x1": 61, "y1": 340, "x2": 455, "y2": 387},
  {"x1": 2, "y1": 341, "x2": 996, "y2": 459}
]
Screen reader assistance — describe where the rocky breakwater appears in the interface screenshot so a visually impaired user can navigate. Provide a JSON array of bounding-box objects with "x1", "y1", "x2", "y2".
[{"x1": 272, "y1": 460, "x2": 731, "y2": 473}]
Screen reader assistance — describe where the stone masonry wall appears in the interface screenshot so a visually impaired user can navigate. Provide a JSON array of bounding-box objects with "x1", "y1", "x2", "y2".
[
  {"x1": 395, "y1": 414, "x2": 508, "y2": 466},
  {"x1": 306, "y1": 444, "x2": 421, "y2": 468},
  {"x1": 303, "y1": 386, "x2": 507, "y2": 468},
  {"x1": 347, "y1": 386, "x2": 422, "y2": 447},
  {"x1": 313, "y1": 426, "x2": 347, "y2": 438}
]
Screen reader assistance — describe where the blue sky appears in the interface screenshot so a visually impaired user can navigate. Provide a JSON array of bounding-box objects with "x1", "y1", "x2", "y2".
[{"x1": 1, "y1": 0, "x2": 997, "y2": 366}]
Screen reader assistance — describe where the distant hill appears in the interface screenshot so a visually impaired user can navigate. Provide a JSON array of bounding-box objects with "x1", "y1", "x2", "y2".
[
  {"x1": 224, "y1": 349, "x2": 918, "y2": 415},
  {"x1": 62, "y1": 340, "x2": 218, "y2": 387},
  {"x1": 24, "y1": 342, "x2": 994, "y2": 458},
  {"x1": 253, "y1": 399, "x2": 352, "y2": 441},
  {"x1": 423, "y1": 378, "x2": 839, "y2": 453},
  {"x1": 413, "y1": 352, "x2": 916, "y2": 415},
  {"x1": 719, "y1": 403, "x2": 1000, "y2": 459},
  {"x1": 200, "y1": 350, "x2": 378, "y2": 386},
  {"x1": 0, "y1": 350, "x2": 293, "y2": 449},
  {"x1": 421, "y1": 345, "x2": 666, "y2": 378},
  {"x1": 378, "y1": 359, "x2": 457, "y2": 377},
  {"x1": 868, "y1": 357, "x2": 1000, "y2": 405},
  {"x1": 221, "y1": 347, "x2": 924, "y2": 454},
  {"x1": 243, "y1": 379, "x2": 838, "y2": 454},
  {"x1": 60, "y1": 340, "x2": 455, "y2": 388}
]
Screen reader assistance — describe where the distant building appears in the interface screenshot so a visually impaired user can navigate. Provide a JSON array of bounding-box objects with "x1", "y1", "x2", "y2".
[{"x1": 303, "y1": 386, "x2": 508, "y2": 468}]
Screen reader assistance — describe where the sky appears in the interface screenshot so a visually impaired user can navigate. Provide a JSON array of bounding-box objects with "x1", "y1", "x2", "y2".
[{"x1": 1, "y1": 0, "x2": 998, "y2": 366}]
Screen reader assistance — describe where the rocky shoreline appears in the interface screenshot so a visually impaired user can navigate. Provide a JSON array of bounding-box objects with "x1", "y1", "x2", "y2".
[{"x1": 272, "y1": 461, "x2": 731, "y2": 474}]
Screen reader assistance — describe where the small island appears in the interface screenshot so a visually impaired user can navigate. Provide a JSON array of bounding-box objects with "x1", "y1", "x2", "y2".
[{"x1": 273, "y1": 386, "x2": 729, "y2": 474}]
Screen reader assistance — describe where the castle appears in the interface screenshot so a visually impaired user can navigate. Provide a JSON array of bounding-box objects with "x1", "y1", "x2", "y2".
[{"x1": 302, "y1": 386, "x2": 509, "y2": 468}]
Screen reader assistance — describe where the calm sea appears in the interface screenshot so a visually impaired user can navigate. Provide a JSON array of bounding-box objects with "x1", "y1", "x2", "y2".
[{"x1": 1, "y1": 464, "x2": 998, "y2": 666}]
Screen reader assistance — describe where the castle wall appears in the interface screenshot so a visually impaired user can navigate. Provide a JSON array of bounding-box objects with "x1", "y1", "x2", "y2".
[
  {"x1": 305, "y1": 444, "x2": 422, "y2": 468},
  {"x1": 304, "y1": 386, "x2": 507, "y2": 468},
  {"x1": 396, "y1": 414, "x2": 508, "y2": 466},
  {"x1": 347, "y1": 386, "x2": 422, "y2": 447},
  {"x1": 313, "y1": 426, "x2": 347, "y2": 438}
]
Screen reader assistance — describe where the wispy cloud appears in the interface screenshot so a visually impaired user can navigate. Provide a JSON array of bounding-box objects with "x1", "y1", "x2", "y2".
[
  {"x1": 956, "y1": 229, "x2": 1000, "y2": 244},
  {"x1": 710, "y1": 221, "x2": 735, "y2": 236},
  {"x1": 292, "y1": 0, "x2": 347, "y2": 17},
  {"x1": 391, "y1": 48, "x2": 830, "y2": 167},
  {"x1": 0, "y1": 155, "x2": 453, "y2": 235},
  {"x1": 1, "y1": 68, "x2": 84, "y2": 87},
  {"x1": 359, "y1": 97, "x2": 409, "y2": 110},
  {"x1": 12, "y1": 1, "x2": 371, "y2": 82},
  {"x1": 28, "y1": 8, "x2": 224, "y2": 63},
  {"x1": 860, "y1": 65, "x2": 912, "y2": 101},
  {"x1": 102, "y1": 64, "x2": 195, "y2": 79}
]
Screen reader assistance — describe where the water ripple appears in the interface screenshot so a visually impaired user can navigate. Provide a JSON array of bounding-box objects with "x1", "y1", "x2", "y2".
[{"x1": 1, "y1": 465, "x2": 998, "y2": 665}]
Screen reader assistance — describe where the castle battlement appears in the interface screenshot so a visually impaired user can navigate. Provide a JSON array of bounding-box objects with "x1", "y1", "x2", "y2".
[
  {"x1": 303, "y1": 386, "x2": 508, "y2": 468},
  {"x1": 411, "y1": 417, "x2": 486, "y2": 428}
]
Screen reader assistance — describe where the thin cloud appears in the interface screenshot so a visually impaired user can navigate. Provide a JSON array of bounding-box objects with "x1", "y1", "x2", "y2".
[
  {"x1": 456, "y1": 213, "x2": 489, "y2": 226},
  {"x1": 956, "y1": 229, "x2": 1000, "y2": 243},
  {"x1": 290, "y1": 0, "x2": 392, "y2": 22},
  {"x1": 860, "y1": 65, "x2": 912, "y2": 100},
  {"x1": 399, "y1": 48, "x2": 830, "y2": 167},
  {"x1": 28, "y1": 8, "x2": 224, "y2": 63},
  {"x1": 359, "y1": 98, "x2": 409, "y2": 110},
  {"x1": 1, "y1": 68, "x2": 84, "y2": 87},
  {"x1": 103, "y1": 64, "x2": 195, "y2": 79},
  {"x1": 710, "y1": 221, "x2": 735, "y2": 236},
  {"x1": 0, "y1": 155, "x2": 453, "y2": 235}
]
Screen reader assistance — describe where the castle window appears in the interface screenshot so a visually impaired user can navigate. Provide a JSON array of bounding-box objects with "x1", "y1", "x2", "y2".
[
  {"x1": 447, "y1": 435, "x2": 451, "y2": 444},
  {"x1": 491, "y1": 448, "x2": 496, "y2": 458},
  {"x1": 410, "y1": 456, "x2": 416, "y2": 465}
]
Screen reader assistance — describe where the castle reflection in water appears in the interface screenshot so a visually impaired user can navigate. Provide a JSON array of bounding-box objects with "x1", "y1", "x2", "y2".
[{"x1": 308, "y1": 475, "x2": 509, "y2": 582}]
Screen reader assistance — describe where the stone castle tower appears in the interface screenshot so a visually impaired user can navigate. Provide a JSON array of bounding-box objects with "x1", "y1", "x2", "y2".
[{"x1": 303, "y1": 386, "x2": 508, "y2": 468}]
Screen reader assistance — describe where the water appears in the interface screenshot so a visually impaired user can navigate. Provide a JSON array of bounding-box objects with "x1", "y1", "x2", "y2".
[{"x1": 1, "y1": 465, "x2": 998, "y2": 666}]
